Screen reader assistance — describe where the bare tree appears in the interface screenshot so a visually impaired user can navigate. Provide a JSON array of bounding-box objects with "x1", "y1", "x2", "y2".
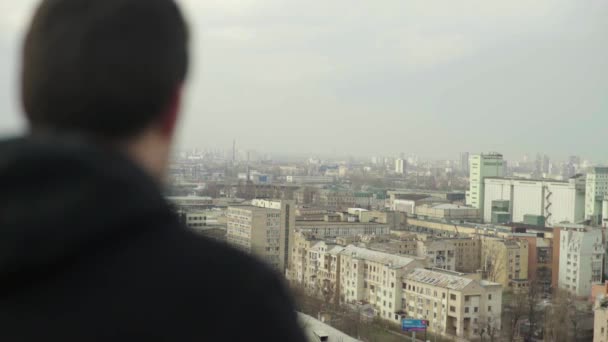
[
  {"x1": 485, "y1": 314, "x2": 500, "y2": 342},
  {"x1": 525, "y1": 280, "x2": 542, "y2": 341},
  {"x1": 503, "y1": 291, "x2": 528, "y2": 341},
  {"x1": 545, "y1": 289, "x2": 572, "y2": 342},
  {"x1": 481, "y1": 242, "x2": 506, "y2": 284}
]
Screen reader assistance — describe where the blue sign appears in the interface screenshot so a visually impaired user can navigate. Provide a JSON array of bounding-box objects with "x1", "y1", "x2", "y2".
[{"x1": 402, "y1": 319, "x2": 428, "y2": 332}]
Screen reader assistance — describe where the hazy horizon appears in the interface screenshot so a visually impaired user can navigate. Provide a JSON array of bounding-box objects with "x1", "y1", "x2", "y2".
[{"x1": 0, "y1": 0, "x2": 606, "y2": 160}]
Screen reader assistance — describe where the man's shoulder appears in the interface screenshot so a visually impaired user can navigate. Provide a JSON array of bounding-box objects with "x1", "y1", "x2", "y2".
[{"x1": 153, "y1": 225, "x2": 281, "y2": 284}]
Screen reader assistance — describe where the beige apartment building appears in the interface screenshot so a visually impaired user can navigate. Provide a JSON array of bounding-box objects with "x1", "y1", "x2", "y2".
[
  {"x1": 226, "y1": 199, "x2": 295, "y2": 272},
  {"x1": 287, "y1": 231, "x2": 344, "y2": 303},
  {"x1": 288, "y1": 234, "x2": 503, "y2": 340},
  {"x1": 366, "y1": 236, "x2": 481, "y2": 273},
  {"x1": 452, "y1": 238, "x2": 482, "y2": 273},
  {"x1": 339, "y1": 245, "x2": 426, "y2": 320},
  {"x1": 481, "y1": 238, "x2": 529, "y2": 290},
  {"x1": 402, "y1": 268, "x2": 502, "y2": 340}
]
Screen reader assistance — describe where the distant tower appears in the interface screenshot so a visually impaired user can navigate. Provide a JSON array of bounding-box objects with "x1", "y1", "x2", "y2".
[
  {"x1": 232, "y1": 139, "x2": 236, "y2": 163},
  {"x1": 395, "y1": 159, "x2": 406, "y2": 175}
]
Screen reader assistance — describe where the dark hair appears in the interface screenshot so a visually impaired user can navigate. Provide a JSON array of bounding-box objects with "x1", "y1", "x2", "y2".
[{"x1": 22, "y1": 0, "x2": 189, "y2": 140}]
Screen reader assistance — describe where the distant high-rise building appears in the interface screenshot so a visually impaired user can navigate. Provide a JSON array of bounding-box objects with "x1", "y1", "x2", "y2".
[
  {"x1": 585, "y1": 167, "x2": 608, "y2": 225},
  {"x1": 395, "y1": 159, "x2": 406, "y2": 175},
  {"x1": 543, "y1": 155, "x2": 551, "y2": 174},
  {"x1": 467, "y1": 153, "x2": 504, "y2": 213},
  {"x1": 460, "y1": 152, "x2": 470, "y2": 174}
]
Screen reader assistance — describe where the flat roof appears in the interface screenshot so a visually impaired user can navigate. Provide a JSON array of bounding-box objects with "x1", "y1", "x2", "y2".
[
  {"x1": 296, "y1": 221, "x2": 389, "y2": 226},
  {"x1": 405, "y1": 268, "x2": 473, "y2": 290},
  {"x1": 340, "y1": 245, "x2": 418, "y2": 269}
]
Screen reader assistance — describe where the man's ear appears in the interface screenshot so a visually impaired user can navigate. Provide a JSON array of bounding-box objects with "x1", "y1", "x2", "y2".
[{"x1": 160, "y1": 84, "x2": 183, "y2": 138}]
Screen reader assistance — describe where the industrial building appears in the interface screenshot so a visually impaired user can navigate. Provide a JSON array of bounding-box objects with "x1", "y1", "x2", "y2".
[{"x1": 482, "y1": 176, "x2": 585, "y2": 226}]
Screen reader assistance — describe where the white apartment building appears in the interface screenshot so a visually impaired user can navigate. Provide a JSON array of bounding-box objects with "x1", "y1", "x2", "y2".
[
  {"x1": 483, "y1": 177, "x2": 585, "y2": 226},
  {"x1": 468, "y1": 153, "x2": 504, "y2": 212},
  {"x1": 402, "y1": 269, "x2": 502, "y2": 340},
  {"x1": 558, "y1": 224, "x2": 604, "y2": 297},
  {"x1": 339, "y1": 245, "x2": 425, "y2": 320},
  {"x1": 586, "y1": 167, "x2": 608, "y2": 225},
  {"x1": 395, "y1": 159, "x2": 406, "y2": 175},
  {"x1": 226, "y1": 200, "x2": 295, "y2": 272}
]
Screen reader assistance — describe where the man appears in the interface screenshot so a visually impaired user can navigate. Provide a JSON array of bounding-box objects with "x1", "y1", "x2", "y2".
[{"x1": 0, "y1": 0, "x2": 305, "y2": 340}]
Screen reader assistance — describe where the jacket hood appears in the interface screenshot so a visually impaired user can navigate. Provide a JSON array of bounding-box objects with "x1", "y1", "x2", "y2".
[{"x1": 0, "y1": 136, "x2": 174, "y2": 287}]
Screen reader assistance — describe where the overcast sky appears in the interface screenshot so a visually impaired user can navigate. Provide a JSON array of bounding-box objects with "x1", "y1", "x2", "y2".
[{"x1": 0, "y1": 0, "x2": 606, "y2": 161}]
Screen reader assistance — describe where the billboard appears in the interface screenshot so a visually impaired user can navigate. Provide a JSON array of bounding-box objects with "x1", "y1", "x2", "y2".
[{"x1": 402, "y1": 319, "x2": 428, "y2": 332}]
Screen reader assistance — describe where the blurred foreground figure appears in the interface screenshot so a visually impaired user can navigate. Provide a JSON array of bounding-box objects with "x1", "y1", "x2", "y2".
[{"x1": 0, "y1": 0, "x2": 305, "y2": 341}]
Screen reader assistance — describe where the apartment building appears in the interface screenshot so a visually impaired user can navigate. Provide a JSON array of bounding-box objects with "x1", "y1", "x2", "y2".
[
  {"x1": 339, "y1": 246, "x2": 425, "y2": 320},
  {"x1": 586, "y1": 167, "x2": 608, "y2": 225},
  {"x1": 295, "y1": 220, "x2": 390, "y2": 239},
  {"x1": 367, "y1": 236, "x2": 481, "y2": 273},
  {"x1": 288, "y1": 236, "x2": 502, "y2": 340},
  {"x1": 557, "y1": 224, "x2": 603, "y2": 297},
  {"x1": 452, "y1": 238, "x2": 482, "y2": 273},
  {"x1": 226, "y1": 199, "x2": 295, "y2": 272},
  {"x1": 402, "y1": 269, "x2": 502, "y2": 340},
  {"x1": 595, "y1": 294, "x2": 608, "y2": 342},
  {"x1": 481, "y1": 238, "x2": 529, "y2": 290},
  {"x1": 416, "y1": 240, "x2": 456, "y2": 271}
]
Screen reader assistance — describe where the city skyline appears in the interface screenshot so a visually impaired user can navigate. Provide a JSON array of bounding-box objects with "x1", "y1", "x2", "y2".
[{"x1": 0, "y1": 0, "x2": 607, "y2": 160}]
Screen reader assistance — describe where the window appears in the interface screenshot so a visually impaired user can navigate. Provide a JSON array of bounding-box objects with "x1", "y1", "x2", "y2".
[
  {"x1": 488, "y1": 294, "x2": 492, "y2": 300},
  {"x1": 465, "y1": 307, "x2": 469, "y2": 313},
  {"x1": 450, "y1": 294, "x2": 456, "y2": 300},
  {"x1": 474, "y1": 307, "x2": 478, "y2": 313},
  {"x1": 450, "y1": 306, "x2": 456, "y2": 312},
  {"x1": 488, "y1": 306, "x2": 492, "y2": 312}
]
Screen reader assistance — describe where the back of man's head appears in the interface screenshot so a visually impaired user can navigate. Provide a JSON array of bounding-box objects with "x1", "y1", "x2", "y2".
[{"x1": 22, "y1": 0, "x2": 189, "y2": 142}]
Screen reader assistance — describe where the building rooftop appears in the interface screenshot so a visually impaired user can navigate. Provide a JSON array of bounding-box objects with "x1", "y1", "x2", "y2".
[
  {"x1": 298, "y1": 313, "x2": 362, "y2": 342},
  {"x1": 425, "y1": 203, "x2": 476, "y2": 210},
  {"x1": 340, "y1": 245, "x2": 418, "y2": 269},
  {"x1": 228, "y1": 205, "x2": 280, "y2": 212},
  {"x1": 405, "y1": 268, "x2": 474, "y2": 290},
  {"x1": 296, "y1": 221, "x2": 389, "y2": 226},
  {"x1": 393, "y1": 194, "x2": 432, "y2": 201}
]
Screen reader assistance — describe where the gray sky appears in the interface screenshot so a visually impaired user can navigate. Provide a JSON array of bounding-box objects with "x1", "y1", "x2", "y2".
[{"x1": 0, "y1": 0, "x2": 607, "y2": 161}]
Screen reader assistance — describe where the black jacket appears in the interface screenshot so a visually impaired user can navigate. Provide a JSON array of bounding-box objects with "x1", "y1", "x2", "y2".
[{"x1": 0, "y1": 136, "x2": 306, "y2": 341}]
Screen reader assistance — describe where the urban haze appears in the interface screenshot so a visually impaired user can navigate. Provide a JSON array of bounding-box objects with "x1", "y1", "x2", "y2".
[{"x1": 1, "y1": 0, "x2": 607, "y2": 161}]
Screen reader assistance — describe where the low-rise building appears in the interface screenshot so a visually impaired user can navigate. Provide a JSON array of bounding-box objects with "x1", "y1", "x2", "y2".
[
  {"x1": 402, "y1": 269, "x2": 502, "y2": 340},
  {"x1": 415, "y1": 204, "x2": 480, "y2": 222}
]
